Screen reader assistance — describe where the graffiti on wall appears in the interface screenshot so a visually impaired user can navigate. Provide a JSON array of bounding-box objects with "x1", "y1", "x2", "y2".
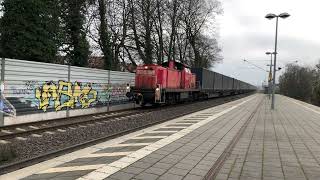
[
  {"x1": 94, "y1": 84, "x2": 128, "y2": 104},
  {"x1": 0, "y1": 82, "x2": 16, "y2": 116},
  {"x1": 0, "y1": 98, "x2": 16, "y2": 117},
  {"x1": 35, "y1": 81, "x2": 97, "y2": 112},
  {"x1": 4, "y1": 80, "x2": 132, "y2": 115}
]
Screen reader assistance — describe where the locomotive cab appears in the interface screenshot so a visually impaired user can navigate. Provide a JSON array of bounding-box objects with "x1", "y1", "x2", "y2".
[{"x1": 133, "y1": 65, "x2": 167, "y2": 105}]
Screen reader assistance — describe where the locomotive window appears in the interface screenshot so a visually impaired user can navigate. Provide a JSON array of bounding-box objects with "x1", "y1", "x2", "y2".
[{"x1": 137, "y1": 69, "x2": 155, "y2": 75}]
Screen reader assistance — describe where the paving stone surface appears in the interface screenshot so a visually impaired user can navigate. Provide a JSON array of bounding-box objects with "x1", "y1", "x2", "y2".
[
  {"x1": 110, "y1": 96, "x2": 262, "y2": 179},
  {"x1": 4, "y1": 94, "x2": 320, "y2": 180},
  {"x1": 215, "y1": 95, "x2": 320, "y2": 180}
]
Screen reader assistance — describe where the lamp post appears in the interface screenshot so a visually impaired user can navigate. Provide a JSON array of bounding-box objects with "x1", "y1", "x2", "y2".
[
  {"x1": 265, "y1": 12, "x2": 290, "y2": 110},
  {"x1": 266, "y1": 52, "x2": 274, "y2": 99}
]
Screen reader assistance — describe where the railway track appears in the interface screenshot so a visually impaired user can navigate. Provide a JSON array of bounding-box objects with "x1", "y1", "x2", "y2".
[
  {"x1": 0, "y1": 109, "x2": 151, "y2": 141},
  {"x1": 0, "y1": 94, "x2": 252, "y2": 175}
]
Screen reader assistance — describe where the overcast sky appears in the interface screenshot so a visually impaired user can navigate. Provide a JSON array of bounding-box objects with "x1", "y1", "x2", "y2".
[{"x1": 212, "y1": 0, "x2": 320, "y2": 86}]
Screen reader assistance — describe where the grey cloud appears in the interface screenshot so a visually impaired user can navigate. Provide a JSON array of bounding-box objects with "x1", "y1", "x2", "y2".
[
  {"x1": 216, "y1": 32, "x2": 320, "y2": 85},
  {"x1": 222, "y1": 33, "x2": 320, "y2": 64}
]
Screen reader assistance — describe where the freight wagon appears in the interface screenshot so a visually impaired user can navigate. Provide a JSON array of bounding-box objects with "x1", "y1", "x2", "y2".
[{"x1": 191, "y1": 68, "x2": 256, "y2": 98}]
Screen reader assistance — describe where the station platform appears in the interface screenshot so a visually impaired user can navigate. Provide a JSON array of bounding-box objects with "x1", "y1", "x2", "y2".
[{"x1": 2, "y1": 94, "x2": 320, "y2": 180}]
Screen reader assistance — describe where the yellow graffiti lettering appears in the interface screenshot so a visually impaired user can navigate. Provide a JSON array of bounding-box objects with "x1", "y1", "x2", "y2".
[
  {"x1": 56, "y1": 81, "x2": 74, "y2": 111},
  {"x1": 35, "y1": 82, "x2": 58, "y2": 112},
  {"x1": 79, "y1": 84, "x2": 97, "y2": 108},
  {"x1": 36, "y1": 81, "x2": 97, "y2": 112}
]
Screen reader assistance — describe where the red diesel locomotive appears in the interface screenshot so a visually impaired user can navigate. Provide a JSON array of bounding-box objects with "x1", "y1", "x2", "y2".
[
  {"x1": 128, "y1": 61, "x2": 198, "y2": 106},
  {"x1": 127, "y1": 60, "x2": 256, "y2": 106}
]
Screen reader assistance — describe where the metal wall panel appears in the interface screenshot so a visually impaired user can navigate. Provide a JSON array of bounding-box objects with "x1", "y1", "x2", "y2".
[
  {"x1": 109, "y1": 70, "x2": 135, "y2": 104},
  {"x1": 1, "y1": 58, "x2": 135, "y2": 123},
  {"x1": 4, "y1": 59, "x2": 69, "y2": 116}
]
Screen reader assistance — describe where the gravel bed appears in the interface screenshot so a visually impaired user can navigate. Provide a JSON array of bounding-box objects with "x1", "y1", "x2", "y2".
[{"x1": 0, "y1": 94, "x2": 250, "y2": 168}]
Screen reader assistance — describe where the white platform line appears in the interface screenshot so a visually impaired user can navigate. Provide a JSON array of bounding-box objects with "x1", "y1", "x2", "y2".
[
  {"x1": 179, "y1": 119, "x2": 202, "y2": 122},
  {"x1": 173, "y1": 123, "x2": 195, "y2": 125},
  {"x1": 130, "y1": 136, "x2": 168, "y2": 139},
  {"x1": 79, "y1": 166, "x2": 120, "y2": 180},
  {"x1": 38, "y1": 164, "x2": 105, "y2": 174},
  {"x1": 169, "y1": 122, "x2": 194, "y2": 125},
  {"x1": 150, "y1": 130, "x2": 178, "y2": 133},
  {"x1": 85, "y1": 152, "x2": 133, "y2": 158},
  {"x1": 108, "y1": 143, "x2": 151, "y2": 147}
]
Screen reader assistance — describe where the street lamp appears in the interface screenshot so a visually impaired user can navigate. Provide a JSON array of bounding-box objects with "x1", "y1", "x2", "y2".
[
  {"x1": 265, "y1": 12, "x2": 290, "y2": 110},
  {"x1": 266, "y1": 52, "x2": 274, "y2": 99}
]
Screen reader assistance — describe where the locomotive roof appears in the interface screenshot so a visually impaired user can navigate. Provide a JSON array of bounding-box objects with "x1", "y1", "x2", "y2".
[{"x1": 161, "y1": 61, "x2": 191, "y2": 69}]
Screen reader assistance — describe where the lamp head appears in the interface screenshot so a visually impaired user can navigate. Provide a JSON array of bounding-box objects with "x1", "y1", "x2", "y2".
[
  {"x1": 266, "y1": 52, "x2": 272, "y2": 55},
  {"x1": 265, "y1": 13, "x2": 277, "y2": 20},
  {"x1": 279, "y1": 12, "x2": 290, "y2": 19}
]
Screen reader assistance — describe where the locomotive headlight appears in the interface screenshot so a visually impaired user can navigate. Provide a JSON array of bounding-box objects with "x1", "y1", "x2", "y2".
[
  {"x1": 126, "y1": 84, "x2": 131, "y2": 93},
  {"x1": 126, "y1": 84, "x2": 132, "y2": 98},
  {"x1": 155, "y1": 87, "x2": 161, "y2": 101}
]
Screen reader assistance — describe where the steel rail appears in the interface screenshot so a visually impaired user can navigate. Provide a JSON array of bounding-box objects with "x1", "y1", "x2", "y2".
[{"x1": 0, "y1": 109, "x2": 152, "y2": 140}]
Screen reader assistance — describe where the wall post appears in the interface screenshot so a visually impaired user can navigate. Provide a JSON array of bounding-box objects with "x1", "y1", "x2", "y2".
[
  {"x1": 107, "y1": 70, "x2": 111, "y2": 112},
  {"x1": 0, "y1": 58, "x2": 5, "y2": 126},
  {"x1": 66, "y1": 64, "x2": 71, "y2": 118}
]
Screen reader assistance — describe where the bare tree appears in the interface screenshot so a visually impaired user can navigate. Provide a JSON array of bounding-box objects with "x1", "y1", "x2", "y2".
[
  {"x1": 128, "y1": 0, "x2": 156, "y2": 64},
  {"x1": 153, "y1": 0, "x2": 165, "y2": 64},
  {"x1": 88, "y1": 0, "x2": 132, "y2": 70},
  {"x1": 166, "y1": 0, "x2": 182, "y2": 62},
  {"x1": 97, "y1": 0, "x2": 112, "y2": 69},
  {"x1": 86, "y1": 0, "x2": 222, "y2": 69},
  {"x1": 181, "y1": 0, "x2": 222, "y2": 67}
]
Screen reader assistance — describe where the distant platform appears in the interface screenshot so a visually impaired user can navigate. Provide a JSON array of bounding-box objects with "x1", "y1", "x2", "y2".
[{"x1": 1, "y1": 94, "x2": 320, "y2": 180}]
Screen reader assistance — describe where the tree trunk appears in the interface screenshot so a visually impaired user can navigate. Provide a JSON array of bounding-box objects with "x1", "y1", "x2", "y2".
[
  {"x1": 98, "y1": 0, "x2": 113, "y2": 70},
  {"x1": 156, "y1": 0, "x2": 164, "y2": 64}
]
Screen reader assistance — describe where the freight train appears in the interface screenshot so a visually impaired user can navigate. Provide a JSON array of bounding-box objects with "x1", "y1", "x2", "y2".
[{"x1": 127, "y1": 61, "x2": 256, "y2": 106}]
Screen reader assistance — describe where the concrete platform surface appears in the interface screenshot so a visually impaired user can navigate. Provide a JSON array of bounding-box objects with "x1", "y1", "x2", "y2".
[{"x1": 1, "y1": 94, "x2": 320, "y2": 180}]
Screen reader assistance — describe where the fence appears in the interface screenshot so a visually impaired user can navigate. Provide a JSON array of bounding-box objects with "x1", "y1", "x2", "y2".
[{"x1": 0, "y1": 58, "x2": 135, "y2": 126}]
